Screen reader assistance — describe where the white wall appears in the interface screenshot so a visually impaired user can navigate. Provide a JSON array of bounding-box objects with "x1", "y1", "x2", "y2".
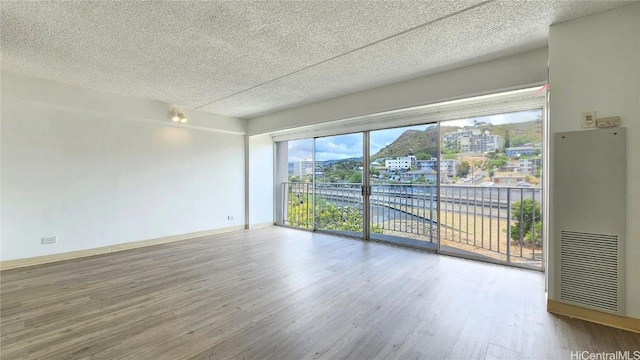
[
  {"x1": 248, "y1": 134, "x2": 274, "y2": 226},
  {"x1": 1, "y1": 72, "x2": 247, "y2": 261},
  {"x1": 248, "y1": 47, "x2": 548, "y2": 135},
  {"x1": 548, "y1": 3, "x2": 640, "y2": 317}
]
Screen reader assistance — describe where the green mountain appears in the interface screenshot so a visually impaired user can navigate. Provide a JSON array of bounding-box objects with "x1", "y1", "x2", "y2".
[
  {"x1": 371, "y1": 120, "x2": 541, "y2": 160},
  {"x1": 372, "y1": 126, "x2": 442, "y2": 160},
  {"x1": 473, "y1": 119, "x2": 542, "y2": 146}
]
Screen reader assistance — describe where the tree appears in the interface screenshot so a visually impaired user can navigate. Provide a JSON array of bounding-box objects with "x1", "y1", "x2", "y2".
[
  {"x1": 456, "y1": 161, "x2": 470, "y2": 177},
  {"x1": 443, "y1": 140, "x2": 459, "y2": 152},
  {"x1": 490, "y1": 155, "x2": 508, "y2": 170},
  {"x1": 416, "y1": 175, "x2": 426, "y2": 183},
  {"x1": 472, "y1": 160, "x2": 482, "y2": 177},
  {"x1": 422, "y1": 146, "x2": 438, "y2": 158},
  {"x1": 504, "y1": 130, "x2": 511, "y2": 150},
  {"x1": 510, "y1": 199, "x2": 542, "y2": 247},
  {"x1": 288, "y1": 196, "x2": 382, "y2": 233}
]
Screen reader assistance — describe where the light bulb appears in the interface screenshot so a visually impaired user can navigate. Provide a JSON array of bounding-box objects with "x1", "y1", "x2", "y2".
[{"x1": 170, "y1": 109, "x2": 181, "y2": 122}]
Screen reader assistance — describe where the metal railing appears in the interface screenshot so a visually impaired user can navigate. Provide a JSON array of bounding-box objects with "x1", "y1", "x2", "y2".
[
  {"x1": 281, "y1": 182, "x2": 542, "y2": 267},
  {"x1": 438, "y1": 185, "x2": 542, "y2": 267},
  {"x1": 369, "y1": 184, "x2": 437, "y2": 243}
]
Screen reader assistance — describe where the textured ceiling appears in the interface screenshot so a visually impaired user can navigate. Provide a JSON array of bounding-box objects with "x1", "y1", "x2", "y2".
[{"x1": 0, "y1": 1, "x2": 631, "y2": 119}]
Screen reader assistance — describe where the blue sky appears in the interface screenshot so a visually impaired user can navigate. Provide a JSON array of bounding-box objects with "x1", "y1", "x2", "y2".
[{"x1": 288, "y1": 109, "x2": 541, "y2": 162}]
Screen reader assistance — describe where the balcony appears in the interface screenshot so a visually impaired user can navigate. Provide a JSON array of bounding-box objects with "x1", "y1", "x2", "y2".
[{"x1": 281, "y1": 182, "x2": 543, "y2": 269}]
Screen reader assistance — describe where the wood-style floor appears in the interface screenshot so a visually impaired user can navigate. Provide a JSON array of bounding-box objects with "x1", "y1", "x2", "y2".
[{"x1": 1, "y1": 227, "x2": 638, "y2": 359}]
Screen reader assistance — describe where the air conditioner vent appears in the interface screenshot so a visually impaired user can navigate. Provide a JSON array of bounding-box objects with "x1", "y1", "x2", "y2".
[{"x1": 560, "y1": 230, "x2": 619, "y2": 313}]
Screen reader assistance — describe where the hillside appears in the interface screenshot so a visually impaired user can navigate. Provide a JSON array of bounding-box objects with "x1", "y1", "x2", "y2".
[
  {"x1": 471, "y1": 120, "x2": 542, "y2": 146},
  {"x1": 373, "y1": 126, "x2": 442, "y2": 160},
  {"x1": 371, "y1": 120, "x2": 541, "y2": 159}
]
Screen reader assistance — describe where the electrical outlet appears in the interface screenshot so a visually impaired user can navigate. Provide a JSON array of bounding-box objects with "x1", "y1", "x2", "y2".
[
  {"x1": 582, "y1": 111, "x2": 596, "y2": 128},
  {"x1": 227, "y1": 215, "x2": 234, "y2": 220},
  {"x1": 41, "y1": 236, "x2": 56, "y2": 244}
]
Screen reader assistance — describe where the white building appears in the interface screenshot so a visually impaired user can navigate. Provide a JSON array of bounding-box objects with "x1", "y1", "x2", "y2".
[
  {"x1": 401, "y1": 169, "x2": 438, "y2": 183},
  {"x1": 440, "y1": 159, "x2": 459, "y2": 177},
  {"x1": 293, "y1": 159, "x2": 323, "y2": 176},
  {"x1": 416, "y1": 158, "x2": 437, "y2": 171},
  {"x1": 414, "y1": 157, "x2": 458, "y2": 177},
  {"x1": 517, "y1": 157, "x2": 541, "y2": 174},
  {"x1": 385, "y1": 156, "x2": 416, "y2": 170}
]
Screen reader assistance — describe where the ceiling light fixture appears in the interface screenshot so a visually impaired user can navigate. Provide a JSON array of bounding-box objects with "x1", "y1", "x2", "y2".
[{"x1": 169, "y1": 109, "x2": 187, "y2": 124}]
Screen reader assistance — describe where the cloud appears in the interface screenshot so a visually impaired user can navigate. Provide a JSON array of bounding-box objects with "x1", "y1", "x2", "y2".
[
  {"x1": 287, "y1": 139, "x2": 313, "y2": 162},
  {"x1": 314, "y1": 133, "x2": 362, "y2": 161},
  {"x1": 286, "y1": 134, "x2": 363, "y2": 162}
]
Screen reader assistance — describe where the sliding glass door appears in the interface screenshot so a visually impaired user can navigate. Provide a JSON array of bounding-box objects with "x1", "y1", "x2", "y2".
[
  {"x1": 437, "y1": 109, "x2": 543, "y2": 268},
  {"x1": 277, "y1": 107, "x2": 544, "y2": 269},
  {"x1": 313, "y1": 133, "x2": 365, "y2": 238},
  {"x1": 368, "y1": 124, "x2": 439, "y2": 249}
]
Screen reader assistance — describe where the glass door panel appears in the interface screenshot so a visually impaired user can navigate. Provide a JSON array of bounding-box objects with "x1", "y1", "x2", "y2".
[
  {"x1": 314, "y1": 133, "x2": 364, "y2": 237},
  {"x1": 368, "y1": 124, "x2": 438, "y2": 249},
  {"x1": 438, "y1": 110, "x2": 543, "y2": 269},
  {"x1": 283, "y1": 139, "x2": 314, "y2": 229}
]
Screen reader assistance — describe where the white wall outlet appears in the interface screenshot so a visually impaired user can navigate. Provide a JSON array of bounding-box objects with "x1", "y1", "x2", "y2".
[
  {"x1": 227, "y1": 215, "x2": 234, "y2": 220},
  {"x1": 41, "y1": 236, "x2": 56, "y2": 244},
  {"x1": 582, "y1": 111, "x2": 596, "y2": 128}
]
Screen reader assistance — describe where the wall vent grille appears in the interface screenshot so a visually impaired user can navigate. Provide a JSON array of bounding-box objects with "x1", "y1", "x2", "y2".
[{"x1": 560, "y1": 230, "x2": 619, "y2": 313}]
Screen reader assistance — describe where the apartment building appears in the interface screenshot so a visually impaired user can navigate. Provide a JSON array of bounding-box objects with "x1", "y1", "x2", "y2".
[
  {"x1": 293, "y1": 159, "x2": 324, "y2": 176},
  {"x1": 518, "y1": 157, "x2": 541, "y2": 174},
  {"x1": 385, "y1": 155, "x2": 416, "y2": 170},
  {"x1": 414, "y1": 158, "x2": 458, "y2": 177},
  {"x1": 443, "y1": 129, "x2": 504, "y2": 153}
]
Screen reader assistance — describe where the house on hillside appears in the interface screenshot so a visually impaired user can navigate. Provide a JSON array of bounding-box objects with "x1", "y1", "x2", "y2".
[{"x1": 401, "y1": 169, "x2": 437, "y2": 183}]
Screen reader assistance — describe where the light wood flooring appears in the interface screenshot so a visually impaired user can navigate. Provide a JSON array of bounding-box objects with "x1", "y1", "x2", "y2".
[{"x1": 1, "y1": 226, "x2": 638, "y2": 359}]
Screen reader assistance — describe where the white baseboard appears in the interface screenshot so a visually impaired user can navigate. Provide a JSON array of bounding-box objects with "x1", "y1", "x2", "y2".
[
  {"x1": 0, "y1": 225, "x2": 246, "y2": 271},
  {"x1": 248, "y1": 222, "x2": 274, "y2": 229}
]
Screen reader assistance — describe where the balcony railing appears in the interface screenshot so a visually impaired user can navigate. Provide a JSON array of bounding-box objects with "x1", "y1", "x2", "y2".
[{"x1": 281, "y1": 182, "x2": 542, "y2": 268}]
